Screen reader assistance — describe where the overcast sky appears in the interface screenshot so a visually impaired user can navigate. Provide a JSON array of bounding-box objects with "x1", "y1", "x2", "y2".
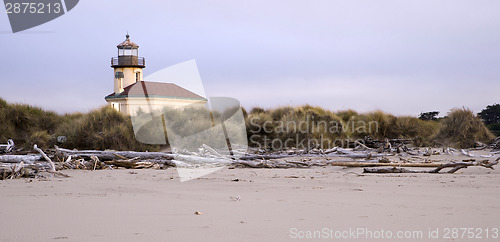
[{"x1": 1, "y1": 0, "x2": 499, "y2": 116}]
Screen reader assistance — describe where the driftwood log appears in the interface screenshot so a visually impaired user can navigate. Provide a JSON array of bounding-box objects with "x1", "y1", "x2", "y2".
[
  {"x1": 232, "y1": 160, "x2": 445, "y2": 169},
  {"x1": 238, "y1": 154, "x2": 294, "y2": 160},
  {"x1": 239, "y1": 151, "x2": 393, "y2": 160},
  {"x1": 102, "y1": 159, "x2": 177, "y2": 169},
  {"x1": 363, "y1": 158, "x2": 499, "y2": 174},
  {"x1": 103, "y1": 160, "x2": 156, "y2": 169},
  {"x1": 232, "y1": 160, "x2": 311, "y2": 168},
  {"x1": 0, "y1": 154, "x2": 41, "y2": 163},
  {"x1": 55, "y1": 147, "x2": 175, "y2": 161}
]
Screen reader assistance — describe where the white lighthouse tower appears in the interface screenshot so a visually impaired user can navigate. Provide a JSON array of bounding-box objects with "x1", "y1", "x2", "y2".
[{"x1": 111, "y1": 34, "x2": 145, "y2": 94}]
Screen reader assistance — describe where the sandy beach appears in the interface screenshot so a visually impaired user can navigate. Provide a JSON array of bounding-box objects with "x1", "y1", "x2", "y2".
[
  {"x1": 1, "y1": 163, "x2": 499, "y2": 242},
  {"x1": 2, "y1": 1, "x2": 500, "y2": 241}
]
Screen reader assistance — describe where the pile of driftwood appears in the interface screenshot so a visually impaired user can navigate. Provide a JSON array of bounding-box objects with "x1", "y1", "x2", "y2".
[
  {"x1": 1, "y1": 140, "x2": 499, "y2": 180},
  {"x1": 0, "y1": 145, "x2": 67, "y2": 180},
  {"x1": 0, "y1": 145, "x2": 178, "y2": 180},
  {"x1": 233, "y1": 145, "x2": 500, "y2": 174},
  {"x1": 54, "y1": 147, "x2": 177, "y2": 169}
]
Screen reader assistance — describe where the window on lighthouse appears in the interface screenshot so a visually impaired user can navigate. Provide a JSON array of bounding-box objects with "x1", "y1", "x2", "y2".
[{"x1": 111, "y1": 102, "x2": 120, "y2": 112}]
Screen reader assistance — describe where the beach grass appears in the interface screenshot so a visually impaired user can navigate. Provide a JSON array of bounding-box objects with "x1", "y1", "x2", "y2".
[{"x1": 0, "y1": 98, "x2": 496, "y2": 150}]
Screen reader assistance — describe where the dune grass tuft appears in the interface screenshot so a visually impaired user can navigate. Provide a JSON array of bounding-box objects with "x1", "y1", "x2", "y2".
[
  {"x1": 55, "y1": 106, "x2": 159, "y2": 151},
  {"x1": 435, "y1": 108, "x2": 495, "y2": 148},
  {"x1": 0, "y1": 98, "x2": 63, "y2": 149}
]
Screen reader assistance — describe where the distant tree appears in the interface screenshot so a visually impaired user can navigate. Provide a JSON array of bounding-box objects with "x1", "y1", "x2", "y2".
[
  {"x1": 478, "y1": 104, "x2": 500, "y2": 137},
  {"x1": 418, "y1": 111, "x2": 439, "y2": 121},
  {"x1": 478, "y1": 104, "x2": 500, "y2": 125},
  {"x1": 488, "y1": 123, "x2": 500, "y2": 136}
]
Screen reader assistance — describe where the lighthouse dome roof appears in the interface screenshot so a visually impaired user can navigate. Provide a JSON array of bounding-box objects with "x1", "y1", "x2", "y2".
[{"x1": 117, "y1": 34, "x2": 139, "y2": 48}]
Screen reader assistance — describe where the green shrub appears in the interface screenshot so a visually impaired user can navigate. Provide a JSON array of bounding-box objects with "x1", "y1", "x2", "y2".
[{"x1": 487, "y1": 123, "x2": 500, "y2": 136}]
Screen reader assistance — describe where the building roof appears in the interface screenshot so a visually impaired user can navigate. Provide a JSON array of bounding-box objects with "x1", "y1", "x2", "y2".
[
  {"x1": 117, "y1": 34, "x2": 139, "y2": 48},
  {"x1": 105, "y1": 81, "x2": 206, "y2": 100}
]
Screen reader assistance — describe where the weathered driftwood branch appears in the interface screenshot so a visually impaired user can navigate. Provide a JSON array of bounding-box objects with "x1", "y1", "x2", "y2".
[
  {"x1": 363, "y1": 158, "x2": 499, "y2": 174},
  {"x1": 34, "y1": 145, "x2": 56, "y2": 172},
  {"x1": 91, "y1": 155, "x2": 99, "y2": 171},
  {"x1": 429, "y1": 159, "x2": 498, "y2": 173},
  {"x1": 0, "y1": 139, "x2": 15, "y2": 153},
  {"x1": 354, "y1": 140, "x2": 372, "y2": 151},
  {"x1": 461, "y1": 149, "x2": 475, "y2": 157}
]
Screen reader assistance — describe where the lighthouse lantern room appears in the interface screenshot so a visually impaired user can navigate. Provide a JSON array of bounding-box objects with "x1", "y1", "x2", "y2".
[{"x1": 111, "y1": 34, "x2": 145, "y2": 94}]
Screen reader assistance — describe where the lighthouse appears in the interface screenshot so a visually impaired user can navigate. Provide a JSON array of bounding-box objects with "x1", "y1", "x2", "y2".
[
  {"x1": 105, "y1": 34, "x2": 207, "y2": 115},
  {"x1": 111, "y1": 34, "x2": 145, "y2": 94}
]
